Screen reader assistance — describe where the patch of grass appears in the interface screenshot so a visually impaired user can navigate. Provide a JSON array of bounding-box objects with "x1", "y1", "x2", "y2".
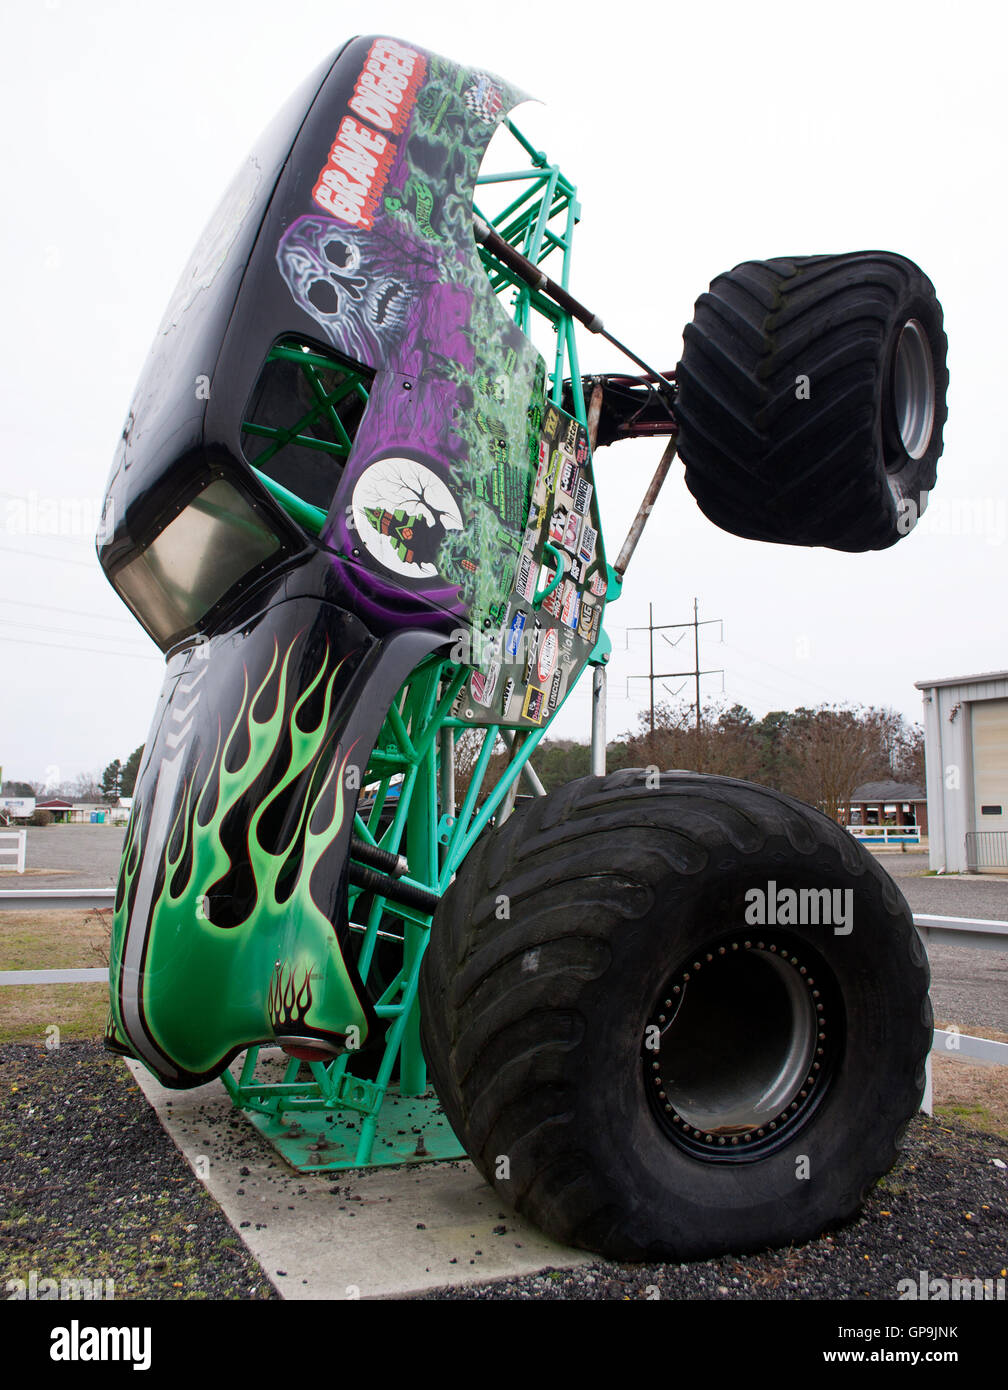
[
  {"x1": 933, "y1": 1101, "x2": 1005, "y2": 1139},
  {"x1": 932, "y1": 1056, "x2": 1008, "y2": 1140},
  {"x1": 0, "y1": 983, "x2": 107, "y2": 1044},
  {"x1": 0, "y1": 909, "x2": 111, "y2": 1043},
  {"x1": 0, "y1": 909, "x2": 111, "y2": 970}
]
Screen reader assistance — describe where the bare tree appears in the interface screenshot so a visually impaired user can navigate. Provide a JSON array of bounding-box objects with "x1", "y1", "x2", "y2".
[
  {"x1": 784, "y1": 706, "x2": 897, "y2": 822},
  {"x1": 627, "y1": 700, "x2": 764, "y2": 780},
  {"x1": 893, "y1": 722, "x2": 926, "y2": 786},
  {"x1": 452, "y1": 728, "x2": 508, "y2": 806},
  {"x1": 71, "y1": 771, "x2": 103, "y2": 803}
]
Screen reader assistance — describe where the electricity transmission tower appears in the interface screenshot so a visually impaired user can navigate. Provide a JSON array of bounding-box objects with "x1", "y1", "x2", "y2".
[{"x1": 627, "y1": 599, "x2": 724, "y2": 734}]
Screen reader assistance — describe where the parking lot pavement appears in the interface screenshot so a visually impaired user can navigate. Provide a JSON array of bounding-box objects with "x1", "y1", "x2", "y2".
[
  {"x1": 859, "y1": 852, "x2": 1008, "y2": 1035},
  {"x1": 14, "y1": 824, "x2": 126, "y2": 888},
  {"x1": 874, "y1": 849, "x2": 1008, "y2": 921}
]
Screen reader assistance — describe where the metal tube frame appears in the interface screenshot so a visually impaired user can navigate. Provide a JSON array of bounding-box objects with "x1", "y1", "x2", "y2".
[{"x1": 224, "y1": 118, "x2": 623, "y2": 1169}]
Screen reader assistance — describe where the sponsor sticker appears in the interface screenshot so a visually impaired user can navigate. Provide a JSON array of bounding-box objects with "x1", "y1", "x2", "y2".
[
  {"x1": 573, "y1": 477, "x2": 593, "y2": 515},
  {"x1": 548, "y1": 667, "x2": 564, "y2": 709},
  {"x1": 538, "y1": 627, "x2": 559, "y2": 683},
  {"x1": 533, "y1": 440, "x2": 550, "y2": 502},
  {"x1": 522, "y1": 685, "x2": 546, "y2": 724},
  {"x1": 505, "y1": 609, "x2": 527, "y2": 660},
  {"x1": 516, "y1": 549, "x2": 536, "y2": 601},
  {"x1": 471, "y1": 660, "x2": 501, "y2": 708},
  {"x1": 541, "y1": 573, "x2": 563, "y2": 619},
  {"x1": 562, "y1": 509, "x2": 582, "y2": 552},
  {"x1": 501, "y1": 677, "x2": 516, "y2": 716},
  {"x1": 522, "y1": 619, "x2": 543, "y2": 683},
  {"x1": 578, "y1": 523, "x2": 597, "y2": 565},
  {"x1": 589, "y1": 568, "x2": 608, "y2": 598},
  {"x1": 561, "y1": 580, "x2": 580, "y2": 629},
  {"x1": 463, "y1": 72, "x2": 504, "y2": 124}
]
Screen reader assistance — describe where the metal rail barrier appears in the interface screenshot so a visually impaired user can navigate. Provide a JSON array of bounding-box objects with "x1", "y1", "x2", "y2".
[
  {"x1": 1, "y1": 892, "x2": 1006, "y2": 1111},
  {"x1": 966, "y1": 829, "x2": 1008, "y2": 870}
]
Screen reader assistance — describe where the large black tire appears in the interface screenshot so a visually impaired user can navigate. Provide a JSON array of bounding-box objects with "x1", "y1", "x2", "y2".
[
  {"x1": 675, "y1": 251, "x2": 948, "y2": 551},
  {"x1": 419, "y1": 770, "x2": 931, "y2": 1261}
]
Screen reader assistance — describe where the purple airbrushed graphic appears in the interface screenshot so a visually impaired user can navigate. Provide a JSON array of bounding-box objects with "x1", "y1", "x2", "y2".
[
  {"x1": 272, "y1": 45, "x2": 540, "y2": 636},
  {"x1": 321, "y1": 277, "x2": 480, "y2": 629},
  {"x1": 276, "y1": 207, "x2": 483, "y2": 626}
]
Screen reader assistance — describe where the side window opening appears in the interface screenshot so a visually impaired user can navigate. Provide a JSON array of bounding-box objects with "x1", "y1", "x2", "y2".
[{"x1": 241, "y1": 338, "x2": 373, "y2": 533}]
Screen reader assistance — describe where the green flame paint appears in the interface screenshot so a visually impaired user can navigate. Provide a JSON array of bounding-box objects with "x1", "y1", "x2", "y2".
[{"x1": 109, "y1": 636, "x2": 368, "y2": 1080}]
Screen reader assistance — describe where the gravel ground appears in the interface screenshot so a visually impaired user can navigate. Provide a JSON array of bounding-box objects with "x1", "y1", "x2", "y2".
[
  {"x1": 0, "y1": 1040, "x2": 276, "y2": 1300},
  {"x1": 2, "y1": 1040, "x2": 1005, "y2": 1302}
]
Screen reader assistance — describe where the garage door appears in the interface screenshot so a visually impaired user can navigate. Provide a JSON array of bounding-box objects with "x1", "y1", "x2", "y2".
[{"x1": 972, "y1": 698, "x2": 1008, "y2": 834}]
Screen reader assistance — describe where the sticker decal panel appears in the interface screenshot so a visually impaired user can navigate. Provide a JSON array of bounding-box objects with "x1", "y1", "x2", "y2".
[{"x1": 453, "y1": 402, "x2": 608, "y2": 730}]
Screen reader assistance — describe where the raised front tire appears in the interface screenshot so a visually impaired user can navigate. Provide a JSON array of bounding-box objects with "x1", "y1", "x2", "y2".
[
  {"x1": 675, "y1": 251, "x2": 948, "y2": 551},
  {"x1": 419, "y1": 770, "x2": 931, "y2": 1261}
]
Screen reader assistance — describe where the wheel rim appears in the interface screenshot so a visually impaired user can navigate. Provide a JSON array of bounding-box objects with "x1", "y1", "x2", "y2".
[
  {"x1": 644, "y1": 933, "x2": 840, "y2": 1162},
  {"x1": 892, "y1": 318, "x2": 936, "y2": 461}
]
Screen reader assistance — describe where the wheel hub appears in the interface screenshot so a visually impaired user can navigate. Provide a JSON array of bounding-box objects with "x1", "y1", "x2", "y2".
[
  {"x1": 644, "y1": 934, "x2": 840, "y2": 1162},
  {"x1": 892, "y1": 318, "x2": 936, "y2": 461}
]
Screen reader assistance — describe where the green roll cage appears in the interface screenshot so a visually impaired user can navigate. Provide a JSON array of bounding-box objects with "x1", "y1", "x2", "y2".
[{"x1": 225, "y1": 118, "x2": 622, "y2": 1171}]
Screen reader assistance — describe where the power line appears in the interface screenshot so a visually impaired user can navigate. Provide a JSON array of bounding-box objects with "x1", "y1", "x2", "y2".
[
  {"x1": 0, "y1": 634, "x2": 160, "y2": 662},
  {"x1": 0, "y1": 544, "x2": 98, "y2": 570},
  {"x1": 0, "y1": 618, "x2": 150, "y2": 648},
  {"x1": 0, "y1": 597, "x2": 136, "y2": 627},
  {"x1": 626, "y1": 598, "x2": 724, "y2": 735},
  {"x1": 720, "y1": 637, "x2": 840, "y2": 702}
]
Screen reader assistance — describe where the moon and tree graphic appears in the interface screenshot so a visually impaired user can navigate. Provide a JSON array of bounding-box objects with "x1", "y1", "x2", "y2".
[{"x1": 351, "y1": 455, "x2": 463, "y2": 580}]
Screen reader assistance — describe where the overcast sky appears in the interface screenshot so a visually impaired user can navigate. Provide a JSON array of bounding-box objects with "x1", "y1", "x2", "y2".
[{"x1": 1, "y1": 0, "x2": 1004, "y2": 786}]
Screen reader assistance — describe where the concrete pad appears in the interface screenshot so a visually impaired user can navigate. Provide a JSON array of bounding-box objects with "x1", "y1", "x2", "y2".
[{"x1": 126, "y1": 1051, "x2": 591, "y2": 1299}]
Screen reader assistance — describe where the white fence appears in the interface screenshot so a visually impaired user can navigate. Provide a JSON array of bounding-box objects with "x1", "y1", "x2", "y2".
[
  {"x1": 0, "y1": 892, "x2": 1004, "y2": 1114},
  {"x1": 0, "y1": 831, "x2": 26, "y2": 873},
  {"x1": 848, "y1": 825, "x2": 922, "y2": 845}
]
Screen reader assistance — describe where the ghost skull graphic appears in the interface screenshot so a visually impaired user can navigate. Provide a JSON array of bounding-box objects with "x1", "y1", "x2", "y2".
[{"x1": 277, "y1": 215, "x2": 439, "y2": 366}]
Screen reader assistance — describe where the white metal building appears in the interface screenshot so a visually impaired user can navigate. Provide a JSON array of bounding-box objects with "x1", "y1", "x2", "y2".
[{"x1": 915, "y1": 670, "x2": 1008, "y2": 872}]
